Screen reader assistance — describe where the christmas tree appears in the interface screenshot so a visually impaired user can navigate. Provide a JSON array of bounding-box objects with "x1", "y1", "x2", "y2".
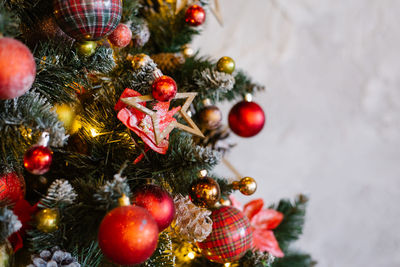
[{"x1": 0, "y1": 0, "x2": 313, "y2": 266}]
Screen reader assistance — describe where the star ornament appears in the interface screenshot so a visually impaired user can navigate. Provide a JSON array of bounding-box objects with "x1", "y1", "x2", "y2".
[{"x1": 121, "y1": 91, "x2": 204, "y2": 146}]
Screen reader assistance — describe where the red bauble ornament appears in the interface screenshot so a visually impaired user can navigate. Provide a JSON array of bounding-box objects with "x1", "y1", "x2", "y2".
[
  {"x1": 228, "y1": 100, "x2": 265, "y2": 137},
  {"x1": 197, "y1": 206, "x2": 253, "y2": 263},
  {"x1": 185, "y1": 5, "x2": 206, "y2": 27},
  {"x1": 0, "y1": 38, "x2": 36, "y2": 99},
  {"x1": 0, "y1": 172, "x2": 25, "y2": 206},
  {"x1": 108, "y1": 24, "x2": 132, "y2": 48},
  {"x1": 98, "y1": 206, "x2": 159, "y2": 265},
  {"x1": 131, "y1": 184, "x2": 175, "y2": 232},
  {"x1": 23, "y1": 145, "x2": 53, "y2": 175},
  {"x1": 151, "y1": 75, "x2": 177, "y2": 102}
]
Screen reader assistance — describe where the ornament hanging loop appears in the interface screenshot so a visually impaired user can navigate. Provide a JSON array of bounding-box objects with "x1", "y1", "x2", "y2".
[
  {"x1": 244, "y1": 93, "x2": 253, "y2": 102},
  {"x1": 37, "y1": 131, "x2": 50, "y2": 147}
]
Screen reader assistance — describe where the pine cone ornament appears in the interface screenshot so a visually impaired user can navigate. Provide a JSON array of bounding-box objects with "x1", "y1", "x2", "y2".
[
  {"x1": 28, "y1": 247, "x2": 80, "y2": 267},
  {"x1": 132, "y1": 23, "x2": 150, "y2": 48},
  {"x1": 151, "y1": 53, "x2": 185, "y2": 73},
  {"x1": 172, "y1": 195, "x2": 212, "y2": 242},
  {"x1": 44, "y1": 180, "x2": 77, "y2": 205},
  {"x1": 193, "y1": 68, "x2": 235, "y2": 93}
]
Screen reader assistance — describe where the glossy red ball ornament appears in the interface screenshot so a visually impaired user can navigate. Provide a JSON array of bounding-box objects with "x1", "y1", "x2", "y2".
[
  {"x1": 228, "y1": 100, "x2": 265, "y2": 137},
  {"x1": 197, "y1": 206, "x2": 253, "y2": 263},
  {"x1": 108, "y1": 24, "x2": 132, "y2": 48},
  {"x1": 0, "y1": 172, "x2": 25, "y2": 205},
  {"x1": 98, "y1": 205, "x2": 159, "y2": 265},
  {"x1": 0, "y1": 38, "x2": 36, "y2": 99},
  {"x1": 131, "y1": 184, "x2": 175, "y2": 232},
  {"x1": 151, "y1": 75, "x2": 177, "y2": 102},
  {"x1": 23, "y1": 145, "x2": 53, "y2": 175},
  {"x1": 185, "y1": 5, "x2": 206, "y2": 27}
]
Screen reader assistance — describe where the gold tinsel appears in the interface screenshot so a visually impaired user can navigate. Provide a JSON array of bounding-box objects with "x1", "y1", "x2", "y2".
[
  {"x1": 151, "y1": 53, "x2": 185, "y2": 73},
  {"x1": 172, "y1": 195, "x2": 212, "y2": 242}
]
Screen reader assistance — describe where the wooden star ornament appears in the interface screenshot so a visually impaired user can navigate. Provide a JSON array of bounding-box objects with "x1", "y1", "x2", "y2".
[{"x1": 121, "y1": 92, "x2": 204, "y2": 146}]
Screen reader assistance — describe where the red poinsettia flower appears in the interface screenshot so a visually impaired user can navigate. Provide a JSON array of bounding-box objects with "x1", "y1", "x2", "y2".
[
  {"x1": 8, "y1": 199, "x2": 38, "y2": 252},
  {"x1": 230, "y1": 196, "x2": 284, "y2": 257},
  {"x1": 115, "y1": 88, "x2": 180, "y2": 161}
]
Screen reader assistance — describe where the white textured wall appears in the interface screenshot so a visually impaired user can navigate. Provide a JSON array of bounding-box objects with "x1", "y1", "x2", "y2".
[{"x1": 192, "y1": 1, "x2": 400, "y2": 266}]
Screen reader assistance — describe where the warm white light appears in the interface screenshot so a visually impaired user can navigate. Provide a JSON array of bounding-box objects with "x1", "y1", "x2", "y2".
[
  {"x1": 224, "y1": 263, "x2": 231, "y2": 267},
  {"x1": 90, "y1": 128, "x2": 99, "y2": 137},
  {"x1": 187, "y1": 252, "x2": 195, "y2": 260}
]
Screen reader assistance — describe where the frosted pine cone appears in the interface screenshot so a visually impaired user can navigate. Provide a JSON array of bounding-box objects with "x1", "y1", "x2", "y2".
[
  {"x1": 132, "y1": 23, "x2": 150, "y2": 48},
  {"x1": 27, "y1": 247, "x2": 80, "y2": 267},
  {"x1": 172, "y1": 195, "x2": 212, "y2": 242},
  {"x1": 45, "y1": 180, "x2": 77, "y2": 205}
]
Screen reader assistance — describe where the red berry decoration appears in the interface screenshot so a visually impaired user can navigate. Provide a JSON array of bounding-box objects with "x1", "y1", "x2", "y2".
[
  {"x1": 131, "y1": 184, "x2": 175, "y2": 232},
  {"x1": 0, "y1": 172, "x2": 25, "y2": 205},
  {"x1": 228, "y1": 100, "x2": 265, "y2": 137},
  {"x1": 53, "y1": 0, "x2": 122, "y2": 40},
  {"x1": 108, "y1": 24, "x2": 132, "y2": 48},
  {"x1": 185, "y1": 5, "x2": 206, "y2": 27},
  {"x1": 151, "y1": 75, "x2": 177, "y2": 102},
  {"x1": 0, "y1": 38, "x2": 36, "y2": 99},
  {"x1": 23, "y1": 145, "x2": 53, "y2": 175},
  {"x1": 197, "y1": 206, "x2": 253, "y2": 263},
  {"x1": 98, "y1": 205, "x2": 159, "y2": 265}
]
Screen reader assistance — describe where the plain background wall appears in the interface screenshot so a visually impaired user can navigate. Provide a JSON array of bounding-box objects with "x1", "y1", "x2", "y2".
[{"x1": 192, "y1": 1, "x2": 400, "y2": 266}]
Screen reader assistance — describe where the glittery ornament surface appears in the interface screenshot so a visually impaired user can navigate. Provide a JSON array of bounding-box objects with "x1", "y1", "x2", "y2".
[{"x1": 172, "y1": 195, "x2": 212, "y2": 242}]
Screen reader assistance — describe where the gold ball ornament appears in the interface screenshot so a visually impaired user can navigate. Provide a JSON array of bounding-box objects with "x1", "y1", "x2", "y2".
[
  {"x1": 54, "y1": 104, "x2": 75, "y2": 129},
  {"x1": 181, "y1": 44, "x2": 195, "y2": 58},
  {"x1": 76, "y1": 41, "x2": 97, "y2": 57},
  {"x1": 35, "y1": 208, "x2": 59, "y2": 233},
  {"x1": 216, "y1": 56, "x2": 235, "y2": 74},
  {"x1": 189, "y1": 170, "x2": 221, "y2": 208},
  {"x1": 233, "y1": 177, "x2": 257, "y2": 196},
  {"x1": 199, "y1": 105, "x2": 222, "y2": 130}
]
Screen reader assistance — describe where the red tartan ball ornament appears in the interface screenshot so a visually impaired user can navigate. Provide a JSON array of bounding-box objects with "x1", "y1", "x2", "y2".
[
  {"x1": 98, "y1": 205, "x2": 159, "y2": 265},
  {"x1": 0, "y1": 38, "x2": 36, "y2": 100},
  {"x1": 53, "y1": 0, "x2": 122, "y2": 40},
  {"x1": 23, "y1": 145, "x2": 53, "y2": 175},
  {"x1": 228, "y1": 100, "x2": 265, "y2": 137},
  {"x1": 197, "y1": 206, "x2": 253, "y2": 263},
  {"x1": 151, "y1": 75, "x2": 177, "y2": 102},
  {"x1": 0, "y1": 172, "x2": 25, "y2": 206},
  {"x1": 131, "y1": 184, "x2": 175, "y2": 232},
  {"x1": 108, "y1": 23, "x2": 132, "y2": 48},
  {"x1": 185, "y1": 5, "x2": 206, "y2": 27}
]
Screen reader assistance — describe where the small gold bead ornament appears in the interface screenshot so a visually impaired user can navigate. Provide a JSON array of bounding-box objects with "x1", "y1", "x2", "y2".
[{"x1": 232, "y1": 176, "x2": 257, "y2": 196}]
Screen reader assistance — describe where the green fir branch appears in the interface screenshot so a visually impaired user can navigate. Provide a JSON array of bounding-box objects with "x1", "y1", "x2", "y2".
[
  {"x1": 272, "y1": 250, "x2": 316, "y2": 267},
  {"x1": 272, "y1": 195, "x2": 308, "y2": 252},
  {"x1": 0, "y1": 92, "x2": 67, "y2": 166},
  {"x1": 74, "y1": 241, "x2": 103, "y2": 267},
  {"x1": 142, "y1": 232, "x2": 175, "y2": 267}
]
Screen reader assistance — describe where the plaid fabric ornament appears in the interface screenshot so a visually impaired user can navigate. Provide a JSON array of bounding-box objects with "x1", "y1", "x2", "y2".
[
  {"x1": 197, "y1": 206, "x2": 253, "y2": 263},
  {"x1": 53, "y1": 0, "x2": 122, "y2": 40}
]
